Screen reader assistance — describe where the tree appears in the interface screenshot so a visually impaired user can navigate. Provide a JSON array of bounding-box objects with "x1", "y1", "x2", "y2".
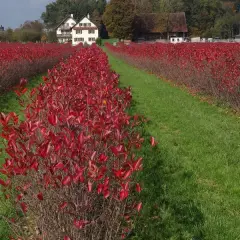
[
  {"x1": 103, "y1": 0, "x2": 135, "y2": 40},
  {"x1": 41, "y1": 0, "x2": 107, "y2": 28},
  {"x1": 47, "y1": 31, "x2": 58, "y2": 42},
  {"x1": 158, "y1": 0, "x2": 184, "y2": 12},
  {"x1": 91, "y1": 9, "x2": 102, "y2": 28},
  {"x1": 97, "y1": 0, "x2": 107, "y2": 15},
  {"x1": 99, "y1": 20, "x2": 109, "y2": 39},
  {"x1": 131, "y1": 0, "x2": 153, "y2": 13}
]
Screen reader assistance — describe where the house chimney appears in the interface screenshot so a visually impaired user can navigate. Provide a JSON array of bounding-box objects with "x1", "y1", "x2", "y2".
[
  {"x1": 87, "y1": 13, "x2": 90, "y2": 19},
  {"x1": 70, "y1": 14, "x2": 73, "y2": 18}
]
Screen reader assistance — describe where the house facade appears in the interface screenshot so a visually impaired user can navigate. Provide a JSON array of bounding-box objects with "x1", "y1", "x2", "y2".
[
  {"x1": 56, "y1": 14, "x2": 98, "y2": 45},
  {"x1": 56, "y1": 14, "x2": 76, "y2": 43},
  {"x1": 72, "y1": 16, "x2": 98, "y2": 46}
]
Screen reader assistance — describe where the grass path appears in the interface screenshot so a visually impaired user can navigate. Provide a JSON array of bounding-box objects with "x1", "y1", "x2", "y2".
[
  {"x1": 0, "y1": 75, "x2": 44, "y2": 240},
  {"x1": 106, "y1": 51, "x2": 240, "y2": 240}
]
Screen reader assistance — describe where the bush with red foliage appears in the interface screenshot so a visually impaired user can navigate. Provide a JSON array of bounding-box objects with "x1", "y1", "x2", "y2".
[
  {"x1": 106, "y1": 42, "x2": 240, "y2": 109},
  {"x1": 0, "y1": 43, "x2": 80, "y2": 93},
  {"x1": 0, "y1": 46, "x2": 147, "y2": 240}
]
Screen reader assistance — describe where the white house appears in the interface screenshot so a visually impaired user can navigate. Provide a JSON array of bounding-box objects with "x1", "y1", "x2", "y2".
[
  {"x1": 72, "y1": 15, "x2": 99, "y2": 46},
  {"x1": 56, "y1": 14, "x2": 76, "y2": 43}
]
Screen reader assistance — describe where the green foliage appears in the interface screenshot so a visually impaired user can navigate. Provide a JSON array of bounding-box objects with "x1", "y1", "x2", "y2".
[
  {"x1": 96, "y1": 37, "x2": 102, "y2": 46},
  {"x1": 46, "y1": 31, "x2": 58, "y2": 43},
  {"x1": 0, "y1": 20, "x2": 44, "y2": 43},
  {"x1": 148, "y1": 0, "x2": 240, "y2": 37},
  {"x1": 103, "y1": 0, "x2": 135, "y2": 40},
  {"x1": 106, "y1": 50, "x2": 240, "y2": 240},
  {"x1": 41, "y1": 0, "x2": 107, "y2": 28}
]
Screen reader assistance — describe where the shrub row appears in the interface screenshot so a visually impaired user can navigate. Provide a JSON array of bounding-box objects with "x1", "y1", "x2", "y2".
[
  {"x1": 0, "y1": 43, "x2": 80, "y2": 93},
  {"x1": 106, "y1": 42, "x2": 240, "y2": 110},
  {"x1": 0, "y1": 46, "x2": 147, "y2": 240}
]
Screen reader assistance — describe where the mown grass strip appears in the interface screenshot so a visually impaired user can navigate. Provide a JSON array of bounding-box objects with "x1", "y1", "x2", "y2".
[{"x1": 106, "y1": 50, "x2": 240, "y2": 240}]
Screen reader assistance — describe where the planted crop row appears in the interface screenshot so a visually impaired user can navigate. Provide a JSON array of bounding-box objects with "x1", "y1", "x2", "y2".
[
  {"x1": 0, "y1": 43, "x2": 80, "y2": 93},
  {"x1": 106, "y1": 42, "x2": 240, "y2": 109},
  {"x1": 0, "y1": 46, "x2": 153, "y2": 240}
]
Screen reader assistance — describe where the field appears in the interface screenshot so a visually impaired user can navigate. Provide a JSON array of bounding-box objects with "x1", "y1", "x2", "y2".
[
  {"x1": 105, "y1": 48, "x2": 240, "y2": 239},
  {"x1": 0, "y1": 42, "x2": 239, "y2": 240},
  {"x1": 0, "y1": 43, "x2": 79, "y2": 93},
  {"x1": 106, "y1": 42, "x2": 240, "y2": 110},
  {"x1": 0, "y1": 45, "x2": 145, "y2": 240}
]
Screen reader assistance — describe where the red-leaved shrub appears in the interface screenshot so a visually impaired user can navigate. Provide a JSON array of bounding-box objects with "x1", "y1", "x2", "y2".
[
  {"x1": 0, "y1": 43, "x2": 81, "y2": 93},
  {"x1": 106, "y1": 42, "x2": 240, "y2": 110},
  {"x1": 0, "y1": 46, "x2": 146, "y2": 240}
]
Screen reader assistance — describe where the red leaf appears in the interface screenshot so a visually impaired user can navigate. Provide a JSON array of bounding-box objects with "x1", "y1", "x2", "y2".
[
  {"x1": 88, "y1": 181, "x2": 92, "y2": 192},
  {"x1": 136, "y1": 183, "x2": 142, "y2": 193},
  {"x1": 97, "y1": 184, "x2": 103, "y2": 194},
  {"x1": 48, "y1": 113, "x2": 58, "y2": 126},
  {"x1": 20, "y1": 78, "x2": 28, "y2": 87},
  {"x1": 16, "y1": 193, "x2": 23, "y2": 202},
  {"x1": 103, "y1": 190, "x2": 110, "y2": 198},
  {"x1": 59, "y1": 202, "x2": 68, "y2": 210},
  {"x1": 37, "y1": 192, "x2": 43, "y2": 201},
  {"x1": 20, "y1": 202, "x2": 28, "y2": 213},
  {"x1": 62, "y1": 176, "x2": 71, "y2": 186},
  {"x1": 99, "y1": 153, "x2": 108, "y2": 163},
  {"x1": 150, "y1": 136, "x2": 157, "y2": 147},
  {"x1": 132, "y1": 157, "x2": 143, "y2": 171},
  {"x1": 53, "y1": 162, "x2": 64, "y2": 171},
  {"x1": 74, "y1": 219, "x2": 89, "y2": 229},
  {"x1": 0, "y1": 179, "x2": 7, "y2": 187},
  {"x1": 39, "y1": 141, "x2": 51, "y2": 158},
  {"x1": 64, "y1": 237, "x2": 71, "y2": 240},
  {"x1": 123, "y1": 170, "x2": 132, "y2": 180},
  {"x1": 73, "y1": 172, "x2": 84, "y2": 184},
  {"x1": 30, "y1": 161, "x2": 39, "y2": 171},
  {"x1": 136, "y1": 202, "x2": 142, "y2": 212}
]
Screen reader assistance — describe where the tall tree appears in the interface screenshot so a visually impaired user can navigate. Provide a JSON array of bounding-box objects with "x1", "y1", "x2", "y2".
[
  {"x1": 103, "y1": 0, "x2": 135, "y2": 40},
  {"x1": 97, "y1": 0, "x2": 107, "y2": 15},
  {"x1": 41, "y1": 0, "x2": 107, "y2": 28},
  {"x1": 131, "y1": 0, "x2": 153, "y2": 13},
  {"x1": 158, "y1": 0, "x2": 184, "y2": 12}
]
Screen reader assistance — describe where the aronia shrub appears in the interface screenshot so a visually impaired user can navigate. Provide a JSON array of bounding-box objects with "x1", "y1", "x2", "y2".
[
  {"x1": 0, "y1": 46, "x2": 149, "y2": 240},
  {"x1": 106, "y1": 42, "x2": 240, "y2": 110}
]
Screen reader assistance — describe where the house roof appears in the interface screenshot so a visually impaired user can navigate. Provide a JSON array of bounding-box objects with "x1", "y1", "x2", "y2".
[
  {"x1": 71, "y1": 16, "x2": 97, "y2": 29},
  {"x1": 134, "y1": 12, "x2": 188, "y2": 33},
  {"x1": 55, "y1": 15, "x2": 75, "y2": 29}
]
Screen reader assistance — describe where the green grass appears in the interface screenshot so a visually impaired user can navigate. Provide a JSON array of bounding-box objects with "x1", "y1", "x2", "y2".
[
  {"x1": 102, "y1": 38, "x2": 119, "y2": 45},
  {"x1": 106, "y1": 51, "x2": 240, "y2": 240},
  {"x1": 0, "y1": 75, "x2": 44, "y2": 240}
]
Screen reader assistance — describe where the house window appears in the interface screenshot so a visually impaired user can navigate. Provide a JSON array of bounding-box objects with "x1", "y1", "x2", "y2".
[
  {"x1": 79, "y1": 23, "x2": 83, "y2": 27},
  {"x1": 88, "y1": 37, "x2": 96, "y2": 42},
  {"x1": 88, "y1": 30, "x2": 95, "y2": 34},
  {"x1": 77, "y1": 38, "x2": 84, "y2": 42},
  {"x1": 74, "y1": 38, "x2": 77, "y2": 42},
  {"x1": 88, "y1": 23, "x2": 91, "y2": 26},
  {"x1": 76, "y1": 30, "x2": 82, "y2": 34},
  {"x1": 83, "y1": 23, "x2": 87, "y2": 27},
  {"x1": 66, "y1": 23, "x2": 69, "y2": 27}
]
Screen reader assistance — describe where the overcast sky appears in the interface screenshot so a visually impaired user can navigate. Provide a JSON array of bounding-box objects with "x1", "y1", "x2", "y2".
[{"x1": 0, "y1": 0, "x2": 54, "y2": 29}]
